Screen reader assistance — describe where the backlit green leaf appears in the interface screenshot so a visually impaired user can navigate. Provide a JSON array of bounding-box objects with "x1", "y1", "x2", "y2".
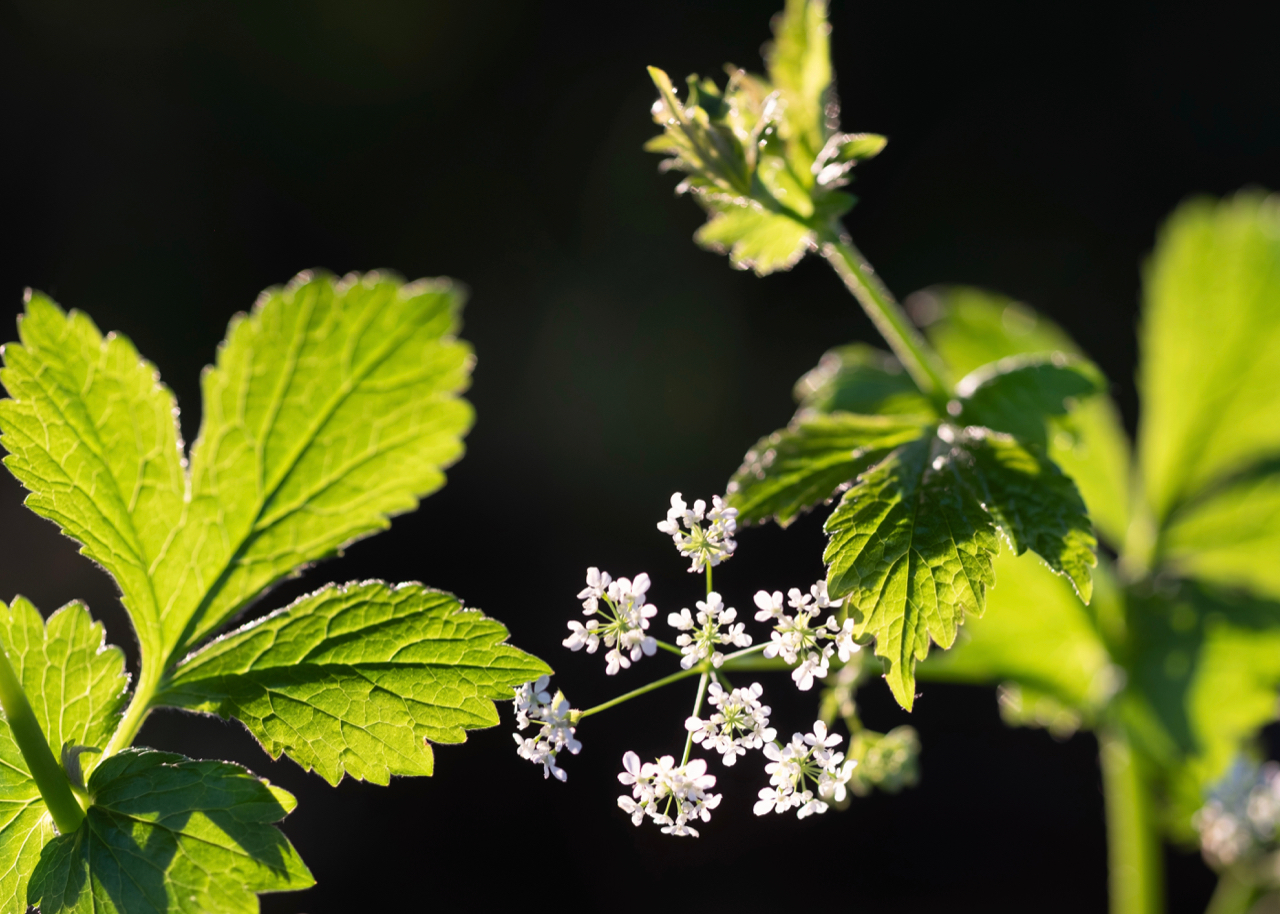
[
  {"x1": 915, "y1": 284, "x2": 1132, "y2": 549},
  {"x1": 955, "y1": 353, "x2": 1106, "y2": 449},
  {"x1": 728, "y1": 412, "x2": 927, "y2": 527},
  {"x1": 791, "y1": 343, "x2": 934, "y2": 418},
  {"x1": 763, "y1": 0, "x2": 834, "y2": 176},
  {"x1": 156, "y1": 582, "x2": 550, "y2": 786},
  {"x1": 1139, "y1": 192, "x2": 1280, "y2": 524},
  {"x1": 28, "y1": 749, "x2": 312, "y2": 914},
  {"x1": 0, "y1": 597, "x2": 128, "y2": 914},
  {"x1": 693, "y1": 204, "x2": 817, "y2": 276}
]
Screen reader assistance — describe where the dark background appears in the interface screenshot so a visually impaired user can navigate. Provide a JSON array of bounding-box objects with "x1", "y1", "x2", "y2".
[{"x1": 1, "y1": 1, "x2": 1278, "y2": 910}]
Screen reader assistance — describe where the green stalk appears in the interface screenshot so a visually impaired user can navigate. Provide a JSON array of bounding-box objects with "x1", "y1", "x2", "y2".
[
  {"x1": 577, "y1": 667, "x2": 704, "y2": 719},
  {"x1": 0, "y1": 638, "x2": 86, "y2": 834},
  {"x1": 1204, "y1": 870, "x2": 1262, "y2": 914},
  {"x1": 1100, "y1": 726, "x2": 1163, "y2": 914},
  {"x1": 680, "y1": 672, "x2": 710, "y2": 766},
  {"x1": 819, "y1": 231, "x2": 953, "y2": 410}
]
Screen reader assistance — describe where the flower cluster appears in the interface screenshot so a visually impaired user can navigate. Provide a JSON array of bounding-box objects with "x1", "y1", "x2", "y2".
[
  {"x1": 754, "y1": 721, "x2": 857, "y2": 819},
  {"x1": 668, "y1": 592, "x2": 752, "y2": 669},
  {"x1": 617, "y1": 751, "x2": 722, "y2": 837},
  {"x1": 513, "y1": 676, "x2": 581, "y2": 781},
  {"x1": 1195, "y1": 758, "x2": 1280, "y2": 869},
  {"x1": 685, "y1": 681, "x2": 776, "y2": 766},
  {"x1": 566, "y1": 568, "x2": 658, "y2": 675},
  {"x1": 656, "y1": 493, "x2": 738, "y2": 573},
  {"x1": 754, "y1": 581, "x2": 858, "y2": 690}
]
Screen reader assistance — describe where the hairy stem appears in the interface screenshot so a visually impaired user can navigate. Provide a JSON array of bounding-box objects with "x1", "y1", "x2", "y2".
[
  {"x1": 819, "y1": 231, "x2": 952, "y2": 409},
  {"x1": 1100, "y1": 726, "x2": 1164, "y2": 914},
  {"x1": 0, "y1": 637, "x2": 86, "y2": 833}
]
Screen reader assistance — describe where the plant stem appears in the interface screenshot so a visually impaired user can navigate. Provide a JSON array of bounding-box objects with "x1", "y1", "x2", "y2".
[
  {"x1": 819, "y1": 231, "x2": 952, "y2": 409},
  {"x1": 1204, "y1": 870, "x2": 1262, "y2": 914},
  {"x1": 1100, "y1": 726, "x2": 1164, "y2": 914},
  {"x1": 681, "y1": 672, "x2": 710, "y2": 766},
  {"x1": 577, "y1": 666, "x2": 704, "y2": 719},
  {"x1": 0, "y1": 638, "x2": 86, "y2": 834}
]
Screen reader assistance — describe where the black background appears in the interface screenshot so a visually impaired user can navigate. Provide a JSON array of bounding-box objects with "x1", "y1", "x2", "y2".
[{"x1": 2, "y1": 1, "x2": 1278, "y2": 911}]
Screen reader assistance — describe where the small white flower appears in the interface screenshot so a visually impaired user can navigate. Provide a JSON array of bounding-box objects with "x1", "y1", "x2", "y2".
[
  {"x1": 577, "y1": 567, "x2": 612, "y2": 613},
  {"x1": 810, "y1": 580, "x2": 842, "y2": 609},
  {"x1": 616, "y1": 751, "x2": 721, "y2": 837},
  {"x1": 826, "y1": 616, "x2": 860, "y2": 662},
  {"x1": 670, "y1": 592, "x2": 751, "y2": 669},
  {"x1": 754, "y1": 589, "x2": 784, "y2": 622},
  {"x1": 685, "y1": 681, "x2": 776, "y2": 766},
  {"x1": 656, "y1": 492, "x2": 738, "y2": 573},
  {"x1": 792, "y1": 646, "x2": 833, "y2": 691},
  {"x1": 512, "y1": 680, "x2": 581, "y2": 781},
  {"x1": 754, "y1": 722, "x2": 855, "y2": 819},
  {"x1": 572, "y1": 568, "x2": 660, "y2": 675},
  {"x1": 563, "y1": 619, "x2": 600, "y2": 653}
]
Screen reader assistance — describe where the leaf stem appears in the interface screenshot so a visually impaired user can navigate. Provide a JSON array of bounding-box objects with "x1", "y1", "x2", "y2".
[
  {"x1": 819, "y1": 230, "x2": 952, "y2": 410},
  {"x1": 1204, "y1": 870, "x2": 1263, "y2": 914},
  {"x1": 0, "y1": 637, "x2": 86, "y2": 834},
  {"x1": 1100, "y1": 726, "x2": 1164, "y2": 914},
  {"x1": 102, "y1": 664, "x2": 160, "y2": 759}
]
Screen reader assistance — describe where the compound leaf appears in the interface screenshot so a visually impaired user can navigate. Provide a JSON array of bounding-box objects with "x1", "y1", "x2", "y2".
[
  {"x1": 0, "y1": 294, "x2": 185, "y2": 664},
  {"x1": 727, "y1": 413, "x2": 928, "y2": 527},
  {"x1": 1139, "y1": 192, "x2": 1280, "y2": 523},
  {"x1": 156, "y1": 582, "x2": 550, "y2": 786},
  {"x1": 0, "y1": 597, "x2": 129, "y2": 914},
  {"x1": 28, "y1": 749, "x2": 312, "y2": 914},
  {"x1": 764, "y1": 0, "x2": 835, "y2": 176}
]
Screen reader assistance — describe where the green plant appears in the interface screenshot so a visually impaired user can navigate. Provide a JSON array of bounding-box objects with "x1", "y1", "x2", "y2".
[
  {"x1": 508, "y1": 2, "x2": 1280, "y2": 912},
  {"x1": 0, "y1": 271, "x2": 548, "y2": 913}
]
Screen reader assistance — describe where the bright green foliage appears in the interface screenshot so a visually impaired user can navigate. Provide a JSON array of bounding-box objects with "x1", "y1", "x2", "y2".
[
  {"x1": 916, "y1": 285, "x2": 1133, "y2": 548},
  {"x1": 0, "y1": 273, "x2": 545, "y2": 912},
  {"x1": 28, "y1": 749, "x2": 312, "y2": 913},
  {"x1": 921, "y1": 548, "x2": 1118, "y2": 724},
  {"x1": 645, "y1": 0, "x2": 883, "y2": 275},
  {"x1": 792, "y1": 343, "x2": 934, "y2": 417},
  {"x1": 1139, "y1": 193, "x2": 1280, "y2": 524},
  {"x1": 0, "y1": 599, "x2": 129, "y2": 914},
  {"x1": 955, "y1": 354, "x2": 1106, "y2": 450},
  {"x1": 728, "y1": 413, "x2": 928, "y2": 527},
  {"x1": 157, "y1": 582, "x2": 551, "y2": 786}
]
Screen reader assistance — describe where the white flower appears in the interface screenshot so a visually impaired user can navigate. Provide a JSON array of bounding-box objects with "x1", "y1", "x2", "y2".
[
  {"x1": 685, "y1": 681, "x2": 776, "y2": 766},
  {"x1": 512, "y1": 680, "x2": 581, "y2": 781},
  {"x1": 615, "y1": 751, "x2": 721, "y2": 837},
  {"x1": 669, "y1": 592, "x2": 751, "y2": 670},
  {"x1": 826, "y1": 616, "x2": 860, "y2": 662},
  {"x1": 791, "y1": 646, "x2": 833, "y2": 691},
  {"x1": 810, "y1": 580, "x2": 842, "y2": 609},
  {"x1": 753, "y1": 722, "x2": 856, "y2": 819},
  {"x1": 572, "y1": 568, "x2": 660, "y2": 675},
  {"x1": 656, "y1": 492, "x2": 738, "y2": 573},
  {"x1": 753, "y1": 590, "x2": 784, "y2": 622}
]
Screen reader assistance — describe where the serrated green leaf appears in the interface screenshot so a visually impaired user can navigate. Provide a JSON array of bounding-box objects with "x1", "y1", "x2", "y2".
[
  {"x1": 155, "y1": 582, "x2": 550, "y2": 786},
  {"x1": 1139, "y1": 192, "x2": 1280, "y2": 524},
  {"x1": 1162, "y1": 464, "x2": 1280, "y2": 602},
  {"x1": 955, "y1": 353, "x2": 1107, "y2": 449},
  {"x1": 919, "y1": 547, "x2": 1118, "y2": 718},
  {"x1": 28, "y1": 748, "x2": 312, "y2": 914},
  {"x1": 916, "y1": 284, "x2": 1132, "y2": 549},
  {"x1": 763, "y1": 0, "x2": 834, "y2": 180},
  {"x1": 727, "y1": 412, "x2": 928, "y2": 527},
  {"x1": 791, "y1": 343, "x2": 935, "y2": 418},
  {"x1": 823, "y1": 430, "x2": 998, "y2": 709},
  {"x1": 0, "y1": 273, "x2": 474, "y2": 675},
  {"x1": 0, "y1": 598, "x2": 129, "y2": 914},
  {"x1": 823, "y1": 424, "x2": 1095, "y2": 709},
  {"x1": 1116, "y1": 584, "x2": 1280, "y2": 839},
  {"x1": 693, "y1": 202, "x2": 817, "y2": 275},
  {"x1": 0, "y1": 293, "x2": 186, "y2": 667}
]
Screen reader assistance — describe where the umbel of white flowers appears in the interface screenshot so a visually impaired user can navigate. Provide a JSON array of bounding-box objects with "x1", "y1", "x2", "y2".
[{"x1": 512, "y1": 492, "x2": 861, "y2": 836}]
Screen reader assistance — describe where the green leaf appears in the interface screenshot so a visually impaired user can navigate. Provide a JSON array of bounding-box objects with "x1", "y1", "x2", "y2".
[
  {"x1": 28, "y1": 748, "x2": 312, "y2": 913},
  {"x1": 155, "y1": 582, "x2": 550, "y2": 786},
  {"x1": 1139, "y1": 192, "x2": 1280, "y2": 524},
  {"x1": 915, "y1": 284, "x2": 1133, "y2": 549},
  {"x1": 1115, "y1": 583, "x2": 1280, "y2": 839},
  {"x1": 693, "y1": 203, "x2": 818, "y2": 276},
  {"x1": 1162, "y1": 463, "x2": 1280, "y2": 603},
  {"x1": 919, "y1": 547, "x2": 1118, "y2": 719},
  {"x1": 823, "y1": 424, "x2": 1095, "y2": 709},
  {"x1": 791, "y1": 343, "x2": 935, "y2": 418},
  {"x1": 0, "y1": 273, "x2": 474, "y2": 673},
  {"x1": 0, "y1": 293, "x2": 187, "y2": 667},
  {"x1": 763, "y1": 0, "x2": 834, "y2": 174},
  {"x1": 0, "y1": 598, "x2": 128, "y2": 914},
  {"x1": 727, "y1": 413, "x2": 928, "y2": 527},
  {"x1": 955, "y1": 353, "x2": 1107, "y2": 449}
]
